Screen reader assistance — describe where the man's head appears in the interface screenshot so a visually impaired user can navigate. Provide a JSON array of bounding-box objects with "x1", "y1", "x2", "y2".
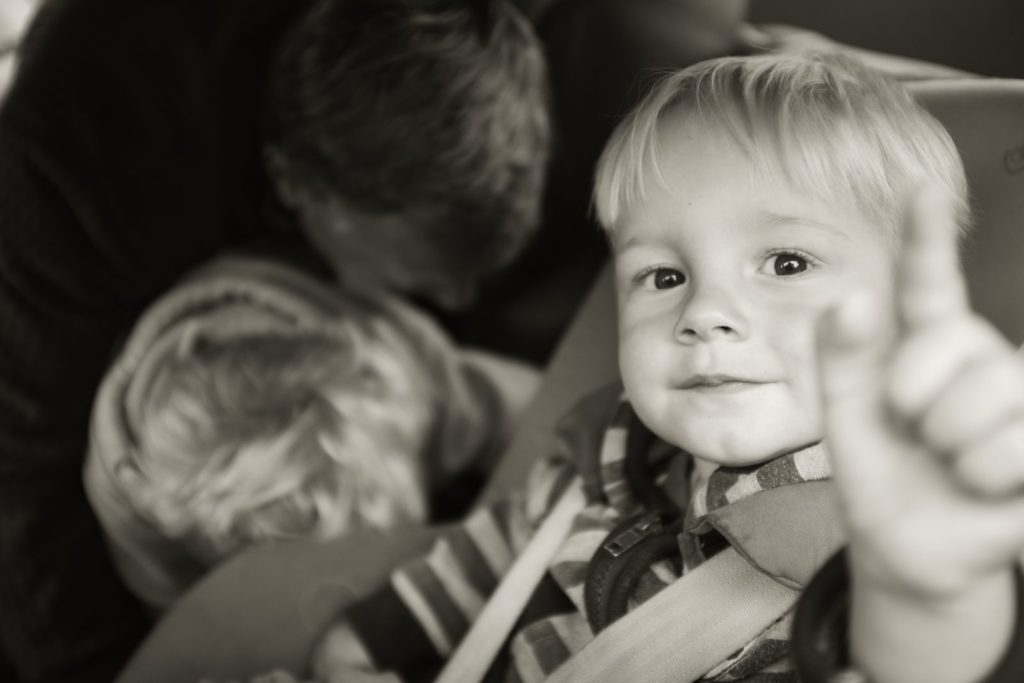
[
  {"x1": 264, "y1": 0, "x2": 550, "y2": 310},
  {"x1": 594, "y1": 54, "x2": 968, "y2": 470}
]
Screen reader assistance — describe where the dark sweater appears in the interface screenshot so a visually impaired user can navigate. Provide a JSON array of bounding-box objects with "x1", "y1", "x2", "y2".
[{"x1": 0, "y1": 1, "x2": 307, "y2": 680}]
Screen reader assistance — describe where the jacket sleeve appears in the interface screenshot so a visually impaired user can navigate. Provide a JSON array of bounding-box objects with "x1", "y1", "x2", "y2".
[{"x1": 0, "y1": 131, "x2": 155, "y2": 682}]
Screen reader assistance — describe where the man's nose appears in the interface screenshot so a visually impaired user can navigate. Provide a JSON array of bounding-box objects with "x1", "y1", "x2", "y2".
[
  {"x1": 673, "y1": 284, "x2": 749, "y2": 344},
  {"x1": 432, "y1": 282, "x2": 477, "y2": 312}
]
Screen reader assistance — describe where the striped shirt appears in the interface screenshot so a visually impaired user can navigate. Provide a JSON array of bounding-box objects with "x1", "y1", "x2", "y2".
[{"x1": 323, "y1": 384, "x2": 843, "y2": 681}]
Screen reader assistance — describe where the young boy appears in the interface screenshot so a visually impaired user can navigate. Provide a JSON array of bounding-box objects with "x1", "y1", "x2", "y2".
[
  {"x1": 308, "y1": 54, "x2": 1024, "y2": 682},
  {"x1": 85, "y1": 255, "x2": 539, "y2": 612}
]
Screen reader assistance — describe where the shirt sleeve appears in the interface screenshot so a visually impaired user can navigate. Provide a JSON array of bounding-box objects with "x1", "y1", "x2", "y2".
[
  {"x1": 313, "y1": 453, "x2": 575, "y2": 681},
  {"x1": 377, "y1": 296, "x2": 541, "y2": 482},
  {"x1": 311, "y1": 381, "x2": 623, "y2": 680},
  {"x1": 792, "y1": 549, "x2": 1024, "y2": 683},
  {"x1": 440, "y1": 348, "x2": 541, "y2": 476}
]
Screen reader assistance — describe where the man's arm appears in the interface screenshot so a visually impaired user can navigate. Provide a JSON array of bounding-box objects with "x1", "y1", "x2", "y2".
[
  {"x1": 739, "y1": 23, "x2": 975, "y2": 81},
  {"x1": 0, "y1": 133, "x2": 151, "y2": 682}
]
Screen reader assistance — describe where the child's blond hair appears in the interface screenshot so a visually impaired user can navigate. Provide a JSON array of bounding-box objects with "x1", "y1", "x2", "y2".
[
  {"x1": 594, "y1": 53, "x2": 969, "y2": 241},
  {"x1": 130, "y1": 305, "x2": 432, "y2": 561}
]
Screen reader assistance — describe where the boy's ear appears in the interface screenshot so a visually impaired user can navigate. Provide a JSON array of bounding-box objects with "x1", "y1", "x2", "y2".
[{"x1": 264, "y1": 146, "x2": 300, "y2": 209}]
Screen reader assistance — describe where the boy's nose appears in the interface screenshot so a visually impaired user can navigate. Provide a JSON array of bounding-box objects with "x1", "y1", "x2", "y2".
[{"x1": 673, "y1": 288, "x2": 749, "y2": 344}]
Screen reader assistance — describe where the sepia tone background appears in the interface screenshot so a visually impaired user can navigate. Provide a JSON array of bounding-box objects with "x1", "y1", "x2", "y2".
[{"x1": 751, "y1": 0, "x2": 1023, "y2": 77}]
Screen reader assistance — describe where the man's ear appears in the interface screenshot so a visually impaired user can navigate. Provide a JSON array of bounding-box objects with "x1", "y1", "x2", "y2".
[{"x1": 264, "y1": 146, "x2": 300, "y2": 209}]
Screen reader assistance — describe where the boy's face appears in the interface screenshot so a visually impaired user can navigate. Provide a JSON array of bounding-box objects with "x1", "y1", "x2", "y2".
[{"x1": 613, "y1": 112, "x2": 895, "y2": 469}]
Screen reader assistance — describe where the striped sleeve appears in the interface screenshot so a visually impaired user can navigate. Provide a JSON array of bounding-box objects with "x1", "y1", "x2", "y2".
[{"x1": 322, "y1": 457, "x2": 574, "y2": 679}]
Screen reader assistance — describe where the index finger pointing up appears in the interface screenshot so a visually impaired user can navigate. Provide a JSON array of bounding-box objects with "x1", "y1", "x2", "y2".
[{"x1": 898, "y1": 183, "x2": 969, "y2": 330}]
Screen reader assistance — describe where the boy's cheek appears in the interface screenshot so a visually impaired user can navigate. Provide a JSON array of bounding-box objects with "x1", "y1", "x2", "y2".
[
  {"x1": 618, "y1": 327, "x2": 684, "y2": 415},
  {"x1": 617, "y1": 308, "x2": 673, "y2": 364},
  {"x1": 618, "y1": 332, "x2": 665, "y2": 388}
]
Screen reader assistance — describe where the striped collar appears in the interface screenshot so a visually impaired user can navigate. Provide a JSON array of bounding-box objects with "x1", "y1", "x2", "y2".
[
  {"x1": 690, "y1": 442, "x2": 832, "y2": 520},
  {"x1": 585, "y1": 391, "x2": 845, "y2": 588}
]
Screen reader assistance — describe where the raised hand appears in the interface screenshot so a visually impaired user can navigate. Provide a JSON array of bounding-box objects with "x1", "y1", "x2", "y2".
[{"x1": 816, "y1": 185, "x2": 1024, "y2": 682}]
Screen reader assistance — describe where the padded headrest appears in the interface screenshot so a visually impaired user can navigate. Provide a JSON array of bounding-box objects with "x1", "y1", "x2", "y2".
[{"x1": 910, "y1": 79, "x2": 1024, "y2": 343}]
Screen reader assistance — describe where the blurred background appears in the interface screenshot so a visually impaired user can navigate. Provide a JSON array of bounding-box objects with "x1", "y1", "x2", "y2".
[
  {"x1": 750, "y1": 0, "x2": 1022, "y2": 77},
  {"x1": 3, "y1": 0, "x2": 1020, "y2": 115}
]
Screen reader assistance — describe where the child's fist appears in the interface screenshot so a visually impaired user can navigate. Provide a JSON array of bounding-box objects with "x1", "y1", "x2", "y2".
[
  {"x1": 818, "y1": 185, "x2": 1024, "y2": 594},
  {"x1": 816, "y1": 185, "x2": 1024, "y2": 682}
]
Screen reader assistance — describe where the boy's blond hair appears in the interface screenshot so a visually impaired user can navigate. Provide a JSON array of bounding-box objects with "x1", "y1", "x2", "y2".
[
  {"x1": 131, "y1": 307, "x2": 432, "y2": 560},
  {"x1": 594, "y1": 53, "x2": 969, "y2": 240}
]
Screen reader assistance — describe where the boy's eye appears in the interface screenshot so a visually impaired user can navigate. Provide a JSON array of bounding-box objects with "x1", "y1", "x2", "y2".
[
  {"x1": 639, "y1": 267, "x2": 686, "y2": 290},
  {"x1": 771, "y1": 253, "x2": 810, "y2": 276}
]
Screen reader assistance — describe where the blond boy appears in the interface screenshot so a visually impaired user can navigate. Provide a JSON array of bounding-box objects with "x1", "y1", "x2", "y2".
[
  {"x1": 597, "y1": 53, "x2": 1024, "y2": 682},
  {"x1": 85, "y1": 256, "x2": 538, "y2": 611},
  {"x1": 309, "y1": 54, "x2": 1024, "y2": 682}
]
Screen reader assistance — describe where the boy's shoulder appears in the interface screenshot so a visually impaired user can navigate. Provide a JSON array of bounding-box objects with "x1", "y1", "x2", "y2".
[{"x1": 549, "y1": 383, "x2": 652, "y2": 503}]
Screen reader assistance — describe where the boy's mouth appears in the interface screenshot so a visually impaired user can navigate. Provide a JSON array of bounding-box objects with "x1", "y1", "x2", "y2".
[{"x1": 679, "y1": 374, "x2": 769, "y2": 393}]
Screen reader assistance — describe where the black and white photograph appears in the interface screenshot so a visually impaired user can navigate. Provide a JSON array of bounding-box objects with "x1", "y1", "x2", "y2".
[{"x1": 0, "y1": 1, "x2": 1022, "y2": 681}]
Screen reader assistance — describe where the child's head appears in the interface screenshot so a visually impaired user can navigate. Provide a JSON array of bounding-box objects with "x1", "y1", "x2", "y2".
[
  {"x1": 594, "y1": 54, "x2": 968, "y2": 470},
  {"x1": 127, "y1": 298, "x2": 436, "y2": 563},
  {"x1": 264, "y1": 0, "x2": 550, "y2": 310}
]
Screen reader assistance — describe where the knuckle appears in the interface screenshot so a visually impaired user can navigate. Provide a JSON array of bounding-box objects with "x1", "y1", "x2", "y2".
[
  {"x1": 994, "y1": 359, "x2": 1024, "y2": 406},
  {"x1": 954, "y1": 450, "x2": 1010, "y2": 496},
  {"x1": 955, "y1": 313, "x2": 1002, "y2": 353},
  {"x1": 955, "y1": 426, "x2": 1024, "y2": 497}
]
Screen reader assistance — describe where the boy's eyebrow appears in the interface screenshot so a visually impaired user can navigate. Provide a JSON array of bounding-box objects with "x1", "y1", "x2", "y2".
[
  {"x1": 758, "y1": 210, "x2": 847, "y2": 237},
  {"x1": 612, "y1": 222, "x2": 678, "y2": 254},
  {"x1": 614, "y1": 212, "x2": 849, "y2": 253},
  {"x1": 613, "y1": 234, "x2": 646, "y2": 254}
]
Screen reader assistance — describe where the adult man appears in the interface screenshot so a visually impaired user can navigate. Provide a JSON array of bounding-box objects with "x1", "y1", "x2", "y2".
[{"x1": 0, "y1": 0, "x2": 548, "y2": 679}]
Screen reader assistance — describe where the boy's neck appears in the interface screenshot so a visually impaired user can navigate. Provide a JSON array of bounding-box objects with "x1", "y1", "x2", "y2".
[
  {"x1": 690, "y1": 440, "x2": 826, "y2": 481},
  {"x1": 692, "y1": 457, "x2": 720, "y2": 481}
]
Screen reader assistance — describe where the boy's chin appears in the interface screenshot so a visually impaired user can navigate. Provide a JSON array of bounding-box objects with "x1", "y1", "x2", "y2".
[
  {"x1": 631, "y1": 395, "x2": 824, "y2": 470},
  {"x1": 671, "y1": 428, "x2": 821, "y2": 472},
  {"x1": 689, "y1": 445, "x2": 779, "y2": 472}
]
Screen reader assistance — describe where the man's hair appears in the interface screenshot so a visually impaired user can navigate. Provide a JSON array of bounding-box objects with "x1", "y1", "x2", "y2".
[
  {"x1": 131, "y1": 312, "x2": 433, "y2": 559},
  {"x1": 264, "y1": 0, "x2": 550, "y2": 281},
  {"x1": 594, "y1": 53, "x2": 969, "y2": 240}
]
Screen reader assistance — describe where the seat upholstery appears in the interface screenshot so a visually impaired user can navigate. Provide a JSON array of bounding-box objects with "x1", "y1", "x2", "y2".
[{"x1": 912, "y1": 79, "x2": 1024, "y2": 343}]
